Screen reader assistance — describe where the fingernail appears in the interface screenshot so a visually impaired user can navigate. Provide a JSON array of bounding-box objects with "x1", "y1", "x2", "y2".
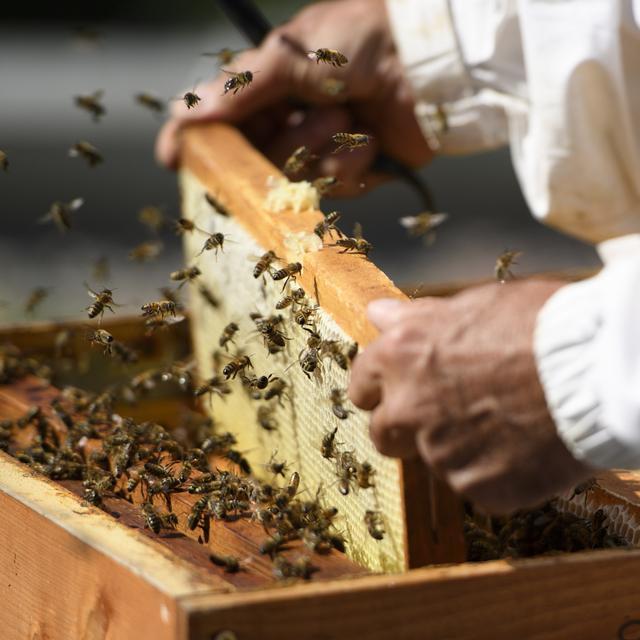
[{"x1": 367, "y1": 298, "x2": 405, "y2": 323}]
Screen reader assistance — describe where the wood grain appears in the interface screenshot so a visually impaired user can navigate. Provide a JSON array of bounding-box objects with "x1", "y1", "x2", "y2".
[{"x1": 180, "y1": 122, "x2": 466, "y2": 567}]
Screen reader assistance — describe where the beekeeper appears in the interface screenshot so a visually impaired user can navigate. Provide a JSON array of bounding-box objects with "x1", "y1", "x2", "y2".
[{"x1": 157, "y1": 0, "x2": 640, "y2": 513}]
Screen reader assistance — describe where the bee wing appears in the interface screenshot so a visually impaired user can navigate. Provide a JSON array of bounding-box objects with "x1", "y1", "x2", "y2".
[
  {"x1": 69, "y1": 198, "x2": 85, "y2": 211},
  {"x1": 92, "y1": 90, "x2": 104, "y2": 99},
  {"x1": 83, "y1": 281, "x2": 99, "y2": 298},
  {"x1": 429, "y1": 212, "x2": 449, "y2": 228},
  {"x1": 37, "y1": 212, "x2": 53, "y2": 225},
  {"x1": 353, "y1": 222, "x2": 363, "y2": 239},
  {"x1": 68, "y1": 146, "x2": 80, "y2": 158},
  {"x1": 220, "y1": 69, "x2": 240, "y2": 77},
  {"x1": 399, "y1": 216, "x2": 417, "y2": 229}
]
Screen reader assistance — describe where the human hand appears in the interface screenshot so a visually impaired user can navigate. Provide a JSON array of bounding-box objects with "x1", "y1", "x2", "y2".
[
  {"x1": 156, "y1": 0, "x2": 433, "y2": 195},
  {"x1": 348, "y1": 280, "x2": 593, "y2": 514}
]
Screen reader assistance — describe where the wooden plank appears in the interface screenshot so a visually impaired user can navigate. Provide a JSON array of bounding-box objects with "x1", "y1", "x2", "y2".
[
  {"x1": 182, "y1": 548, "x2": 640, "y2": 640},
  {"x1": 181, "y1": 122, "x2": 466, "y2": 567}
]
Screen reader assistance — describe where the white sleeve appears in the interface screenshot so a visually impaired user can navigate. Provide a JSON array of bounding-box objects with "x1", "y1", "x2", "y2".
[
  {"x1": 386, "y1": 0, "x2": 640, "y2": 244},
  {"x1": 535, "y1": 237, "x2": 640, "y2": 469}
]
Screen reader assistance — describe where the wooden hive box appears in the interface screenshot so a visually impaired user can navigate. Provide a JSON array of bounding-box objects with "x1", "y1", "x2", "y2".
[{"x1": 2, "y1": 123, "x2": 640, "y2": 639}]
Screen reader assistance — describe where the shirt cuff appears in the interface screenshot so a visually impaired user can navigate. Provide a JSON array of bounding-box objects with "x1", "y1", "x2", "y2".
[{"x1": 534, "y1": 273, "x2": 640, "y2": 469}]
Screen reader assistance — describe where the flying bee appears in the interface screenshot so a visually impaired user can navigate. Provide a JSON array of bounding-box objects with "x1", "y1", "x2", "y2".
[
  {"x1": 202, "y1": 48, "x2": 245, "y2": 65},
  {"x1": 321, "y1": 427, "x2": 339, "y2": 459},
  {"x1": 209, "y1": 552, "x2": 241, "y2": 573},
  {"x1": 313, "y1": 176, "x2": 339, "y2": 197},
  {"x1": 222, "y1": 70, "x2": 255, "y2": 95},
  {"x1": 495, "y1": 249, "x2": 522, "y2": 283},
  {"x1": 257, "y1": 405, "x2": 278, "y2": 431},
  {"x1": 134, "y1": 92, "x2": 165, "y2": 114},
  {"x1": 222, "y1": 354, "x2": 253, "y2": 379},
  {"x1": 356, "y1": 461, "x2": 375, "y2": 489},
  {"x1": 330, "y1": 388, "x2": 352, "y2": 420},
  {"x1": 251, "y1": 250, "x2": 278, "y2": 279},
  {"x1": 198, "y1": 284, "x2": 220, "y2": 309},
  {"x1": 204, "y1": 192, "x2": 230, "y2": 216},
  {"x1": 128, "y1": 240, "x2": 163, "y2": 262},
  {"x1": 170, "y1": 265, "x2": 201, "y2": 288},
  {"x1": 314, "y1": 211, "x2": 343, "y2": 240},
  {"x1": 399, "y1": 212, "x2": 449, "y2": 245},
  {"x1": 283, "y1": 146, "x2": 316, "y2": 177},
  {"x1": 24, "y1": 287, "x2": 50, "y2": 315},
  {"x1": 87, "y1": 328, "x2": 114, "y2": 355},
  {"x1": 263, "y1": 378, "x2": 288, "y2": 404},
  {"x1": 158, "y1": 287, "x2": 181, "y2": 306},
  {"x1": 197, "y1": 232, "x2": 227, "y2": 256},
  {"x1": 194, "y1": 375, "x2": 232, "y2": 401},
  {"x1": 276, "y1": 287, "x2": 306, "y2": 310},
  {"x1": 219, "y1": 322, "x2": 239, "y2": 351},
  {"x1": 141, "y1": 300, "x2": 177, "y2": 318},
  {"x1": 364, "y1": 510, "x2": 385, "y2": 540},
  {"x1": 179, "y1": 89, "x2": 201, "y2": 110},
  {"x1": 110, "y1": 340, "x2": 139, "y2": 364},
  {"x1": 307, "y1": 47, "x2": 348, "y2": 67},
  {"x1": 271, "y1": 262, "x2": 302, "y2": 290},
  {"x1": 85, "y1": 284, "x2": 118, "y2": 321},
  {"x1": 68, "y1": 141, "x2": 103, "y2": 167},
  {"x1": 74, "y1": 90, "x2": 106, "y2": 121},
  {"x1": 332, "y1": 222, "x2": 372, "y2": 256},
  {"x1": 174, "y1": 217, "x2": 206, "y2": 235},
  {"x1": 0, "y1": 150, "x2": 8, "y2": 172},
  {"x1": 138, "y1": 206, "x2": 165, "y2": 233},
  {"x1": 39, "y1": 198, "x2": 84, "y2": 233},
  {"x1": 332, "y1": 133, "x2": 372, "y2": 153},
  {"x1": 320, "y1": 77, "x2": 346, "y2": 97}
]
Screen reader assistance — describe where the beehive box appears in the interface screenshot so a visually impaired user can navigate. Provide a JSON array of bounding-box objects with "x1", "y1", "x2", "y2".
[{"x1": 3, "y1": 123, "x2": 640, "y2": 639}]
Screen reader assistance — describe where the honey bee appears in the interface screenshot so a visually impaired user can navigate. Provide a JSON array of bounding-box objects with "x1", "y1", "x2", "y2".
[
  {"x1": 209, "y1": 552, "x2": 241, "y2": 573},
  {"x1": 253, "y1": 314, "x2": 289, "y2": 351},
  {"x1": 314, "y1": 211, "x2": 343, "y2": 239},
  {"x1": 331, "y1": 222, "x2": 372, "y2": 256},
  {"x1": 241, "y1": 373, "x2": 278, "y2": 395},
  {"x1": 141, "y1": 300, "x2": 177, "y2": 318},
  {"x1": 495, "y1": 250, "x2": 522, "y2": 283},
  {"x1": 263, "y1": 378, "x2": 288, "y2": 404},
  {"x1": 68, "y1": 141, "x2": 103, "y2": 167},
  {"x1": 87, "y1": 328, "x2": 114, "y2": 355},
  {"x1": 0, "y1": 150, "x2": 8, "y2": 172},
  {"x1": 128, "y1": 240, "x2": 163, "y2": 262},
  {"x1": 283, "y1": 146, "x2": 316, "y2": 177},
  {"x1": 141, "y1": 502, "x2": 177, "y2": 534},
  {"x1": 295, "y1": 333, "x2": 321, "y2": 379},
  {"x1": 85, "y1": 283, "x2": 117, "y2": 321},
  {"x1": 364, "y1": 510, "x2": 385, "y2": 540},
  {"x1": 170, "y1": 265, "x2": 201, "y2": 288},
  {"x1": 568, "y1": 477, "x2": 599, "y2": 505},
  {"x1": 320, "y1": 340, "x2": 349, "y2": 370},
  {"x1": 24, "y1": 287, "x2": 50, "y2": 315},
  {"x1": 204, "y1": 193, "x2": 230, "y2": 216},
  {"x1": 138, "y1": 206, "x2": 165, "y2": 233},
  {"x1": 356, "y1": 461, "x2": 375, "y2": 489},
  {"x1": 92, "y1": 256, "x2": 110, "y2": 281},
  {"x1": 194, "y1": 375, "x2": 232, "y2": 401},
  {"x1": 197, "y1": 232, "x2": 227, "y2": 256},
  {"x1": 307, "y1": 48, "x2": 348, "y2": 67},
  {"x1": 265, "y1": 451, "x2": 288, "y2": 478},
  {"x1": 313, "y1": 176, "x2": 339, "y2": 197},
  {"x1": 293, "y1": 305, "x2": 317, "y2": 331},
  {"x1": 330, "y1": 389, "x2": 352, "y2": 420},
  {"x1": 321, "y1": 427, "x2": 339, "y2": 460},
  {"x1": 174, "y1": 218, "x2": 205, "y2": 235},
  {"x1": 222, "y1": 70, "x2": 255, "y2": 95},
  {"x1": 135, "y1": 92, "x2": 165, "y2": 114},
  {"x1": 222, "y1": 354, "x2": 253, "y2": 379},
  {"x1": 111, "y1": 341, "x2": 139, "y2": 364},
  {"x1": 219, "y1": 322, "x2": 239, "y2": 351},
  {"x1": 251, "y1": 250, "x2": 278, "y2": 279},
  {"x1": 320, "y1": 78, "x2": 346, "y2": 97},
  {"x1": 271, "y1": 262, "x2": 302, "y2": 290},
  {"x1": 202, "y1": 48, "x2": 245, "y2": 65},
  {"x1": 257, "y1": 405, "x2": 278, "y2": 431},
  {"x1": 273, "y1": 556, "x2": 318, "y2": 581},
  {"x1": 39, "y1": 198, "x2": 84, "y2": 233},
  {"x1": 180, "y1": 90, "x2": 201, "y2": 110},
  {"x1": 399, "y1": 212, "x2": 449, "y2": 244},
  {"x1": 198, "y1": 284, "x2": 220, "y2": 309},
  {"x1": 275, "y1": 287, "x2": 306, "y2": 310},
  {"x1": 332, "y1": 133, "x2": 372, "y2": 153},
  {"x1": 74, "y1": 90, "x2": 106, "y2": 121},
  {"x1": 336, "y1": 451, "x2": 357, "y2": 495}
]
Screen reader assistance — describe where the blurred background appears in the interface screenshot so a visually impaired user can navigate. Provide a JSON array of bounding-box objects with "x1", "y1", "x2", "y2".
[{"x1": 0, "y1": 0, "x2": 601, "y2": 323}]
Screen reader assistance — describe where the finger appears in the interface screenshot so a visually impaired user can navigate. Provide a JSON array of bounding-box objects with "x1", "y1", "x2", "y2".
[
  {"x1": 368, "y1": 402, "x2": 420, "y2": 459},
  {"x1": 155, "y1": 118, "x2": 183, "y2": 169},
  {"x1": 265, "y1": 106, "x2": 352, "y2": 167},
  {"x1": 367, "y1": 299, "x2": 409, "y2": 331},
  {"x1": 347, "y1": 342, "x2": 385, "y2": 410}
]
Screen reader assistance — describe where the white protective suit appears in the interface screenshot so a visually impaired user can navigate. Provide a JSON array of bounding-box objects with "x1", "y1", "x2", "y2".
[{"x1": 386, "y1": 0, "x2": 640, "y2": 468}]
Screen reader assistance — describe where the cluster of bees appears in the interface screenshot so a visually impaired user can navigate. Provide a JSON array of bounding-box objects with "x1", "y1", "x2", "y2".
[
  {"x1": 0, "y1": 343, "x2": 357, "y2": 581},
  {"x1": 464, "y1": 496, "x2": 628, "y2": 562}
]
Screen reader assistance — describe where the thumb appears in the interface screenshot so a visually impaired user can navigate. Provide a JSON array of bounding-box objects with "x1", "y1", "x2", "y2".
[{"x1": 367, "y1": 298, "x2": 409, "y2": 331}]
